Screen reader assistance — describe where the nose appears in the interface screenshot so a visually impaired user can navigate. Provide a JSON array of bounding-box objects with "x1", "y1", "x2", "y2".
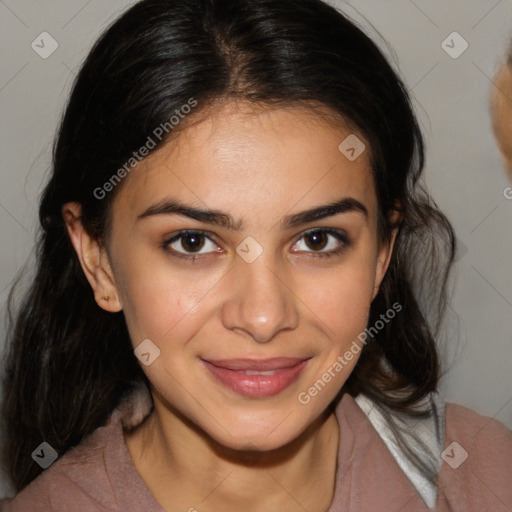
[{"x1": 221, "y1": 255, "x2": 299, "y2": 343}]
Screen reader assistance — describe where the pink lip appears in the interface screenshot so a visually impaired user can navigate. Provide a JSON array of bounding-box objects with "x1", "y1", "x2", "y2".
[{"x1": 202, "y1": 357, "x2": 310, "y2": 398}]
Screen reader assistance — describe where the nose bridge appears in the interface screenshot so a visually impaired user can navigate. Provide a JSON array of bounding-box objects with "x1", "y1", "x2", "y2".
[{"x1": 221, "y1": 249, "x2": 299, "y2": 343}]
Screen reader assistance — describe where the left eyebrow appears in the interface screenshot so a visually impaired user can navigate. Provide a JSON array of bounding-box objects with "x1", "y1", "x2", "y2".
[
  {"x1": 283, "y1": 197, "x2": 368, "y2": 229},
  {"x1": 136, "y1": 196, "x2": 368, "y2": 230}
]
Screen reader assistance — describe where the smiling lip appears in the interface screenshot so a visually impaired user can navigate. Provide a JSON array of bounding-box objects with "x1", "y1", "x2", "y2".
[{"x1": 202, "y1": 357, "x2": 310, "y2": 398}]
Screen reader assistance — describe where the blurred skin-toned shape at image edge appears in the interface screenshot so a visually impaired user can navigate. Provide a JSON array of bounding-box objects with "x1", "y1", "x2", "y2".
[{"x1": 1, "y1": 1, "x2": 512, "y2": 511}]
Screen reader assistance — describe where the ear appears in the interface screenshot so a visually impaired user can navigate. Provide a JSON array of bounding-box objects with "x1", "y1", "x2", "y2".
[
  {"x1": 372, "y1": 209, "x2": 402, "y2": 301},
  {"x1": 62, "y1": 202, "x2": 122, "y2": 313}
]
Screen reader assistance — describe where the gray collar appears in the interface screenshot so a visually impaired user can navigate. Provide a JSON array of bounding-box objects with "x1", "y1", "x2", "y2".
[{"x1": 355, "y1": 392, "x2": 446, "y2": 509}]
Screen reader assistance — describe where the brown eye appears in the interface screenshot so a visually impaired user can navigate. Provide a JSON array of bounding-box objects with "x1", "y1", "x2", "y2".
[
  {"x1": 180, "y1": 233, "x2": 205, "y2": 252},
  {"x1": 164, "y1": 231, "x2": 219, "y2": 256},
  {"x1": 304, "y1": 230, "x2": 328, "y2": 251},
  {"x1": 292, "y1": 229, "x2": 350, "y2": 256}
]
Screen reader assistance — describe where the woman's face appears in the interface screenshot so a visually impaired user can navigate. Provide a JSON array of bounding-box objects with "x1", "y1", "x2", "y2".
[{"x1": 102, "y1": 102, "x2": 395, "y2": 450}]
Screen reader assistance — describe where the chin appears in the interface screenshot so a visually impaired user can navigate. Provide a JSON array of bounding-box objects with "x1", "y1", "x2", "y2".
[
  {"x1": 202, "y1": 406, "x2": 321, "y2": 454},
  {"x1": 214, "y1": 426, "x2": 304, "y2": 454}
]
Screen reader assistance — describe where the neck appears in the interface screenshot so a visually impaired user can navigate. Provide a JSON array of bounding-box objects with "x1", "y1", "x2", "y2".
[{"x1": 125, "y1": 389, "x2": 340, "y2": 512}]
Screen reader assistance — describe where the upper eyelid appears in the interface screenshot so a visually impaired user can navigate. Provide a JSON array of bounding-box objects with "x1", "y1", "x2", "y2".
[
  {"x1": 165, "y1": 228, "x2": 348, "y2": 251},
  {"x1": 165, "y1": 229, "x2": 217, "y2": 242}
]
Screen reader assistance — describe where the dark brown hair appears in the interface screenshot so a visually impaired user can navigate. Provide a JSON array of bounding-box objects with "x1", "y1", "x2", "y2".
[{"x1": 2, "y1": 0, "x2": 455, "y2": 491}]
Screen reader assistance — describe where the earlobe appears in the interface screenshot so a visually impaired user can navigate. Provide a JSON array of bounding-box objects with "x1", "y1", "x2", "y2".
[{"x1": 62, "y1": 202, "x2": 123, "y2": 313}]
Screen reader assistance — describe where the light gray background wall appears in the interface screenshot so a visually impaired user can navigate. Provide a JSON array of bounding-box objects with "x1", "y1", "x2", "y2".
[{"x1": 1, "y1": 0, "x2": 511, "y2": 496}]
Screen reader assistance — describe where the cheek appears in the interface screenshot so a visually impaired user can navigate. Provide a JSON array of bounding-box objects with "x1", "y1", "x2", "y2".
[
  {"x1": 114, "y1": 257, "x2": 211, "y2": 347},
  {"x1": 304, "y1": 260, "x2": 376, "y2": 336}
]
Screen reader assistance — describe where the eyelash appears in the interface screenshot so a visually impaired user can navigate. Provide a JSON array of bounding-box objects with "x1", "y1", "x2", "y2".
[{"x1": 162, "y1": 228, "x2": 351, "y2": 262}]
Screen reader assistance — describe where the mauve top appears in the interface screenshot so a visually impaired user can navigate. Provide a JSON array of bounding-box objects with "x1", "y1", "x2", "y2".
[{"x1": 1, "y1": 384, "x2": 511, "y2": 512}]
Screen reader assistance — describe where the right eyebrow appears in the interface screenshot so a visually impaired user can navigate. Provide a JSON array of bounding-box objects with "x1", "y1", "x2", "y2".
[{"x1": 136, "y1": 196, "x2": 368, "y2": 230}]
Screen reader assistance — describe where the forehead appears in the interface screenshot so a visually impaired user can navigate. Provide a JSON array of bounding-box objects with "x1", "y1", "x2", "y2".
[{"x1": 113, "y1": 101, "x2": 377, "y2": 220}]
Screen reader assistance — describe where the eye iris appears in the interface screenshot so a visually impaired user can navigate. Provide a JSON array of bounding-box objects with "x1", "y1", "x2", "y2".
[
  {"x1": 305, "y1": 231, "x2": 328, "y2": 251},
  {"x1": 182, "y1": 233, "x2": 204, "y2": 252}
]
